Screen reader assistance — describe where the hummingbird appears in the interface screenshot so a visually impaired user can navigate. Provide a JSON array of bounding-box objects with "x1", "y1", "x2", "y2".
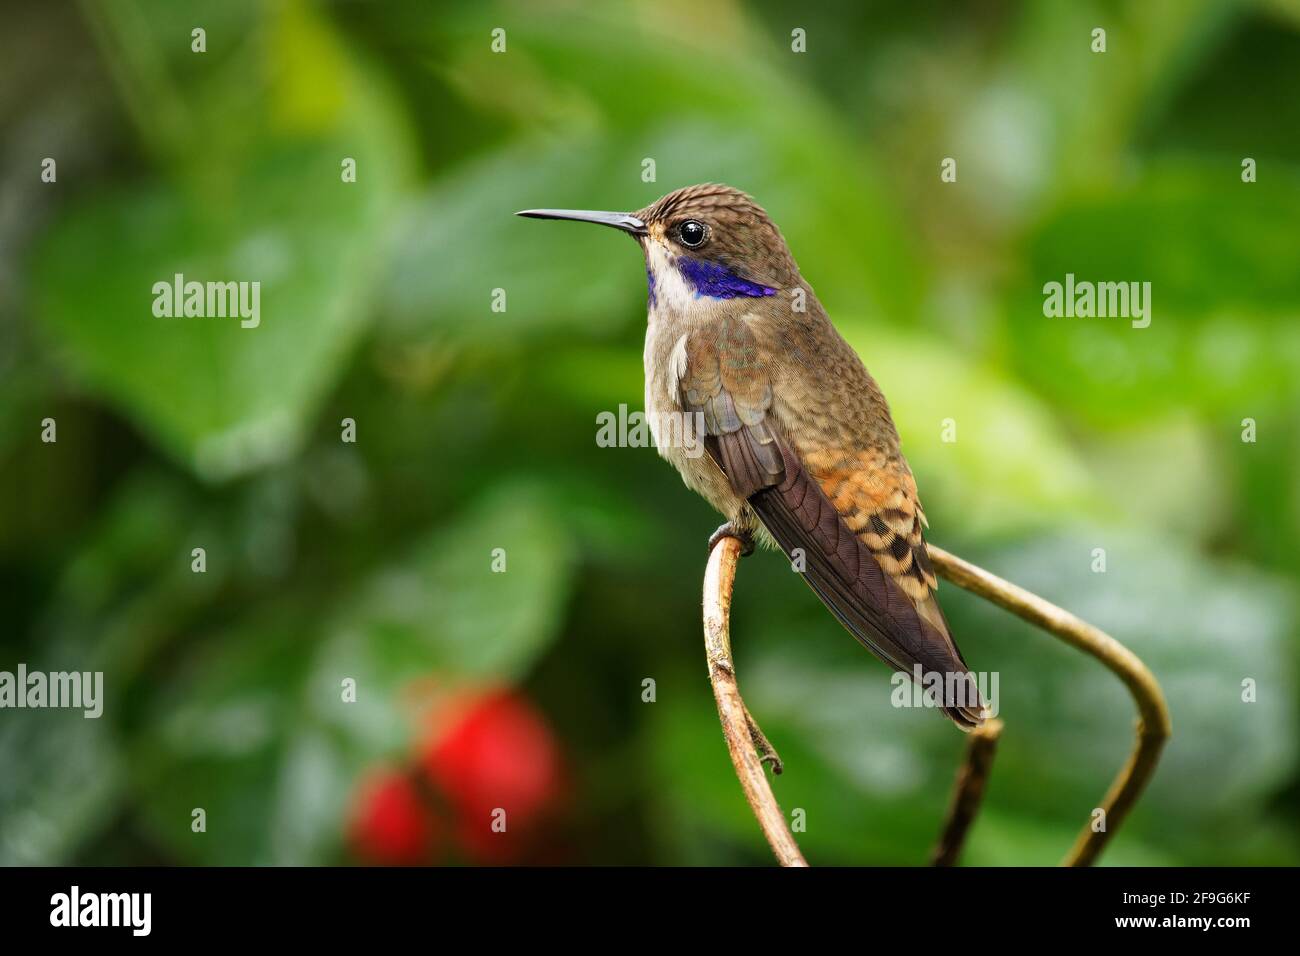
[{"x1": 519, "y1": 184, "x2": 984, "y2": 728}]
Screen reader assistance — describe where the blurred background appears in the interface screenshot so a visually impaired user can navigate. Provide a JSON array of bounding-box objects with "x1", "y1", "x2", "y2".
[{"x1": 1, "y1": 0, "x2": 1298, "y2": 866}]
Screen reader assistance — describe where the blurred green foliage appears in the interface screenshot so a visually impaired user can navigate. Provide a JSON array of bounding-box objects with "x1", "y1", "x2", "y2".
[{"x1": 1, "y1": 0, "x2": 1297, "y2": 865}]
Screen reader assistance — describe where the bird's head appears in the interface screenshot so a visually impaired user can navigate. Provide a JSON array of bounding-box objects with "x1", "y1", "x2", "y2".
[{"x1": 518, "y1": 183, "x2": 799, "y2": 310}]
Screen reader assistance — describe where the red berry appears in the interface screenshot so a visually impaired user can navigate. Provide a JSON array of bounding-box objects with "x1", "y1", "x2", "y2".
[
  {"x1": 421, "y1": 688, "x2": 563, "y2": 862},
  {"x1": 349, "y1": 770, "x2": 436, "y2": 865}
]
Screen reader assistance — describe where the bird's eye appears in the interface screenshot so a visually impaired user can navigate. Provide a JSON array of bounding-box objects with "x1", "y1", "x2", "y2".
[{"x1": 678, "y1": 219, "x2": 707, "y2": 248}]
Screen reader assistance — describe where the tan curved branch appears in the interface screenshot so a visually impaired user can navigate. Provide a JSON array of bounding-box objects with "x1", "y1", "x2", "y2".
[
  {"x1": 931, "y1": 717, "x2": 1003, "y2": 866},
  {"x1": 702, "y1": 535, "x2": 1169, "y2": 868},
  {"x1": 703, "y1": 535, "x2": 807, "y2": 867},
  {"x1": 927, "y1": 545, "x2": 1172, "y2": 867}
]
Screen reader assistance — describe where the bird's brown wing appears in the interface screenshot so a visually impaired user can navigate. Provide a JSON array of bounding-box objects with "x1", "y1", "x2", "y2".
[{"x1": 676, "y1": 320, "x2": 984, "y2": 729}]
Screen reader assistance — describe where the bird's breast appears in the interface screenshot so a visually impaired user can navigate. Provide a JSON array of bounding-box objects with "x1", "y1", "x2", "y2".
[{"x1": 643, "y1": 319, "x2": 745, "y2": 520}]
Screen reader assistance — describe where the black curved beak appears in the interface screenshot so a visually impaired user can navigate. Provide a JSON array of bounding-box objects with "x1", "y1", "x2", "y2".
[{"x1": 515, "y1": 208, "x2": 647, "y2": 236}]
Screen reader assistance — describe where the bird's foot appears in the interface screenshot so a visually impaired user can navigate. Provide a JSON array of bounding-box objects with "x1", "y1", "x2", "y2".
[
  {"x1": 708, "y1": 521, "x2": 754, "y2": 557},
  {"x1": 743, "y1": 704, "x2": 783, "y2": 776}
]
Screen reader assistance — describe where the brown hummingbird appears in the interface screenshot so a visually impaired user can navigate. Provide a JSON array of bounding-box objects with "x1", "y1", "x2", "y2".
[{"x1": 519, "y1": 184, "x2": 984, "y2": 728}]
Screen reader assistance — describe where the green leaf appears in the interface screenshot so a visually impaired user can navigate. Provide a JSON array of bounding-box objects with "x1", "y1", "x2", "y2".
[
  {"x1": 1005, "y1": 162, "x2": 1300, "y2": 426},
  {"x1": 31, "y1": 0, "x2": 413, "y2": 479}
]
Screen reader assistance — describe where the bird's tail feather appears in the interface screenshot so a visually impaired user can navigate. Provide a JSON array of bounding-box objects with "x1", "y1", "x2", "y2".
[{"x1": 749, "y1": 443, "x2": 986, "y2": 731}]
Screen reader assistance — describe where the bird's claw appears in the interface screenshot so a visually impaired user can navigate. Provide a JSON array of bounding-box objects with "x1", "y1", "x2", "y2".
[{"x1": 709, "y1": 521, "x2": 754, "y2": 557}]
